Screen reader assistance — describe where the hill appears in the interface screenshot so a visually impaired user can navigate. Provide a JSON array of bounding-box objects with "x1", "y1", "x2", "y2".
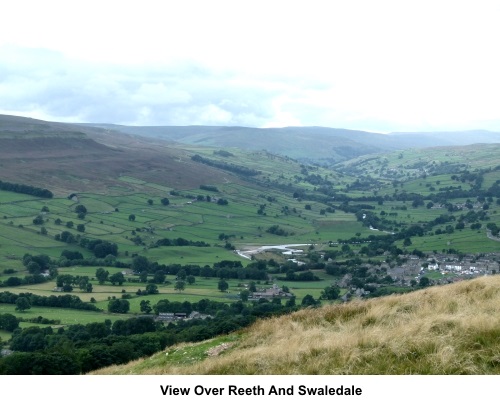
[
  {"x1": 0, "y1": 114, "x2": 243, "y2": 194},
  {"x1": 83, "y1": 123, "x2": 500, "y2": 165},
  {"x1": 91, "y1": 275, "x2": 500, "y2": 375},
  {"x1": 388, "y1": 130, "x2": 500, "y2": 147},
  {"x1": 80, "y1": 124, "x2": 393, "y2": 164}
]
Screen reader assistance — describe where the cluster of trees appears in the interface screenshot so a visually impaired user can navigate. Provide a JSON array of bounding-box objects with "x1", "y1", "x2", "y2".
[
  {"x1": 0, "y1": 296, "x2": 298, "y2": 374},
  {"x1": 0, "y1": 291, "x2": 101, "y2": 312},
  {"x1": 199, "y1": 184, "x2": 219, "y2": 192},
  {"x1": 191, "y1": 154, "x2": 261, "y2": 176},
  {"x1": 107, "y1": 299, "x2": 130, "y2": 313},
  {"x1": 74, "y1": 204, "x2": 87, "y2": 219},
  {"x1": 213, "y1": 150, "x2": 234, "y2": 157},
  {"x1": 55, "y1": 274, "x2": 93, "y2": 292},
  {"x1": 22, "y1": 254, "x2": 51, "y2": 273},
  {"x1": 94, "y1": 268, "x2": 125, "y2": 285},
  {"x1": 0, "y1": 254, "x2": 58, "y2": 288},
  {"x1": 0, "y1": 180, "x2": 53, "y2": 198},
  {"x1": 53, "y1": 234, "x2": 118, "y2": 259},
  {"x1": 127, "y1": 256, "x2": 271, "y2": 282},
  {"x1": 266, "y1": 224, "x2": 290, "y2": 236},
  {"x1": 279, "y1": 270, "x2": 319, "y2": 282},
  {"x1": 79, "y1": 238, "x2": 118, "y2": 258},
  {"x1": 154, "y1": 238, "x2": 210, "y2": 247},
  {"x1": 0, "y1": 273, "x2": 50, "y2": 288}
]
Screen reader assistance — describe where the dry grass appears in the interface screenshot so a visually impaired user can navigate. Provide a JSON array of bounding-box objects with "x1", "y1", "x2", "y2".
[{"x1": 92, "y1": 275, "x2": 500, "y2": 375}]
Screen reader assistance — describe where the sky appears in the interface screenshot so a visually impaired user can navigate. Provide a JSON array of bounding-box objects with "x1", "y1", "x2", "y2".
[{"x1": 1, "y1": 0, "x2": 500, "y2": 132}]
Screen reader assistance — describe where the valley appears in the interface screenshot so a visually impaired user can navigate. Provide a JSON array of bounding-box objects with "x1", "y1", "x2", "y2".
[{"x1": 0, "y1": 114, "x2": 499, "y2": 374}]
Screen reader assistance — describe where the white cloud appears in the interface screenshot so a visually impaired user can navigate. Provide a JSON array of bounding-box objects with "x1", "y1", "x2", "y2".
[{"x1": 0, "y1": 1, "x2": 500, "y2": 131}]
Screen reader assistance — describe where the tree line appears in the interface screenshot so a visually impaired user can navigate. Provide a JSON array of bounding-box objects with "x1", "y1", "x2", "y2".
[
  {"x1": 191, "y1": 154, "x2": 261, "y2": 176},
  {"x1": 0, "y1": 180, "x2": 53, "y2": 198},
  {"x1": 0, "y1": 297, "x2": 297, "y2": 374}
]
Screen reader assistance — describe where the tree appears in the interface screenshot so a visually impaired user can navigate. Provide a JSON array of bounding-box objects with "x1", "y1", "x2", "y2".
[
  {"x1": 153, "y1": 270, "x2": 166, "y2": 284},
  {"x1": 161, "y1": 198, "x2": 170, "y2": 206},
  {"x1": 240, "y1": 289, "x2": 250, "y2": 302},
  {"x1": 0, "y1": 313, "x2": 19, "y2": 332},
  {"x1": 186, "y1": 275, "x2": 196, "y2": 285},
  {"x1": 33, "y1": 215, "x2": 44, "y2": 225},
  {"x1": 66, "y1": 221, "x2": 74, "y2": 228},
  {"x1": 108, "y1": 299, "x2": 130, "y2": 314},
  {"x1": 419, "y1": 276, "x2": 430, "y2": 287},
  {"x1": 78, "y1": 277, "x2": 93, "y2": 292},
  {"x1": 128, "y1": 214, "x2": 136, "y2": 221},
  {"x1": 59, "y1": 231, "x2": 75, "y2": 243},
  {"x1": 139, "y1": 271, "x2": 148, "y2": 283},
  {"x1": 174, "y1": 280, "x2": 185, "y2": 292},
  {"x1": 15, "y1": 297, "x2": 31, "y2": 312},
  {"x1": 286, "y1": 296, "x2": 296, "y2": 307},
  {"x1": 301, "y1": 294, "x2": 317, "y2": 307},
  {"x1": 61, "y1": 250, "x2": 83, "y2": 260},
  {"x1": 320, "y1": 285, "x2": 340, "y2": 300},
  {"x1": 132, "y1": 255, "x2": 150, "y2": 273},
  {"x1": 75, "y1": 205, "x2": 87, "y2": 214},
  {"x1": 26, "y1": 261, "x2": 41, "y2": 274},
  {"x1": 109, "y1": 272, "x2": 125, "y2": 286},
  {"x1": 145, "y1": 284, "x2": 159, "y2": 294},
  {"x1": 93, "y1": 242, "x2": 118, "y2": 258},
  {"x1": 76, "y1": 224, "x2": 85, "y2": 232},
  {"x1": 218, "y1": 279, "x2": 229, "y2": 292},
  {"x1": 95, "y1": 268, "x2": 109, "y2": 284},
  {"x1": 140, "y1": 300, "x2": 152, "y2": 314},
  {"x1": 147, "y1": 199, "x2": 153, "y2": 205}
]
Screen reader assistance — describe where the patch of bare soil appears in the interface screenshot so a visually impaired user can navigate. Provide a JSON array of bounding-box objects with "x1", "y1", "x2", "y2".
[{"x1": 206, "y1": 343, "x2": 233, "y2": 357}]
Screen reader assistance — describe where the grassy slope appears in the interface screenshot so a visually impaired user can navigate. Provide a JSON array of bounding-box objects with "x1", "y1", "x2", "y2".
[{"x1": 92, "y1": 275, "x2": 500, "y2": 375}]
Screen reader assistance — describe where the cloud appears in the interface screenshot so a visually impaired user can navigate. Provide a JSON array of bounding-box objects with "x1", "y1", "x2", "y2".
[
  {"x1": 0, "y1": 46, "x2": 284, "y2": 126},
  {"x1": 1, "y1": 0, "x2": 500, "y2": 133}
]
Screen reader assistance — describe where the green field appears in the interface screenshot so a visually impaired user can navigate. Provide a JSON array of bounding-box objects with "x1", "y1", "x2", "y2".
[{"x1": 1, "y1": 141, "x2": 499, "y2": 337}]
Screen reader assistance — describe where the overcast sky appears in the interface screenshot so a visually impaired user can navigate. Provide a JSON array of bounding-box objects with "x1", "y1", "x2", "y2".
[{"x1": 1, "y1": 0, "x2": 500, "y2": 132}]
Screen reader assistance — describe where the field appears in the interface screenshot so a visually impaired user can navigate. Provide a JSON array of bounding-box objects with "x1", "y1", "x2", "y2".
[{"x1": 0, "y1": 127, "x2": 499, "y2": 347}]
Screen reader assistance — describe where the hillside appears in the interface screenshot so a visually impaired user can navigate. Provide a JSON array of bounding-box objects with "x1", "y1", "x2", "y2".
[
  {"x1": 388, "y1": 130, "x2": 500, "y2": 147},
  {"x1": 0, "y1": 115, "x2": 243, "y2": 194},
  {"x1": 334, "y1": 143, "x2": 500, "y2": 179},
  {"x1": 83, "y1": 123, "x2": 500, "y2": 165},
  {"x1": 81, "y1": 124, "x2": 393, "y2": 164},
  {"x1": 92, "y1": 275, "x2": 500, "y2": 375}
]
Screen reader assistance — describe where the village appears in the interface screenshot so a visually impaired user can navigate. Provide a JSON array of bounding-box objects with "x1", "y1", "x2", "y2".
[{"x1": 385, "y1": 252, "x2": 500, "y2": 285}]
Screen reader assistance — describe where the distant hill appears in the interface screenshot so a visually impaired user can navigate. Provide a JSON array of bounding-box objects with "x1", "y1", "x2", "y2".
[
  {"x1": 2, "y1": 114, "x2": 500, "y2": 193},
  {"x1": 92, "y1": 275, "x2": 500, "y2": 375},
  {"x1": 81, "y1": 124, "x2": 393, "y2": 164},
  {"x1": 0, "y1": 115, "x2": 242, "y2": 194},
  {"x1": 83, "y1": 123, "x2": 500, "y2": 165},
  {"x1": 387, "y1": 130, "x2": 500, "y2": 148}
]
